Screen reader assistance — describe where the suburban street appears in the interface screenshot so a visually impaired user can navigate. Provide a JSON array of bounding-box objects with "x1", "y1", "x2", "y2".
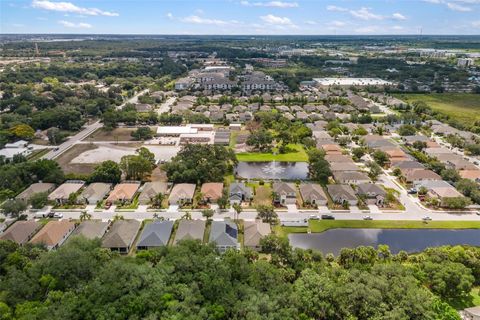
[
  {"x1": 42, "y1": 89, "x2": 151, "y2": 160},
  {"x1": 41, "y1": 120, "x2": 103, "y2": 160}
]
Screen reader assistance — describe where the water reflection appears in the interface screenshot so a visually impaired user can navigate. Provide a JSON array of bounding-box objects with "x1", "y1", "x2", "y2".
[
  {"x1": 289, "y1": 228, "x2": 480, "y2": 255},
  {"x1": 236, "y1": 161, "x2": 309, "y2": 180}
]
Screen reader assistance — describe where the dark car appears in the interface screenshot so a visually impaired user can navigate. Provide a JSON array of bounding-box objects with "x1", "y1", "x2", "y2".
[{"x1": 321, "y1": 215, "x2": 335, "y2": 220}]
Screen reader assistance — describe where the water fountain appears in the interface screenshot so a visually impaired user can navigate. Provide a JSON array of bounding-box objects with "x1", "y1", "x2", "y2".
[{"x1": 261, "y1": 160, "x2": 286, "y2": 178}]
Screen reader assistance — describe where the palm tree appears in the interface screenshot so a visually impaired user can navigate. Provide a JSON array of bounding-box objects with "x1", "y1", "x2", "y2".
[
  {"x1": 181, "y1": 211, "x2": 192, "y2": 220},
  {"x1": 201, "y1": 209, "x2": 214, "y2": 222},
  {"x1": 80, "y1": 210, "x2": 92, "y2": 221},
  {"x1": 232, "y1": 203, "x2": 243, "y2": 221},
  {"x1": 113, "y1": 214, "x2": 124, "y2": 221}
]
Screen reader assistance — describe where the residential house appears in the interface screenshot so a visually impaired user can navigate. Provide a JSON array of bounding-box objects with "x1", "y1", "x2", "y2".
[
  {"x1": 333, "y1": 171, "x2": 370, "y2": 184},
  {"x1": 321, "y1": 144, "x2": 343, "y2": 155},
  {"x1": 0, "y1": 220, "x2": 40, "y2": 245},
  {"x1": 299, "y1": 183, "x2": 328, "y2": 206},
  {"x1": 136, "y1": 221, "x2": 174, "y2": 250},
  {"x1": 79, "y1": 183, "x2": 112, "y2": 205},
  {"x1": 174, "y1": 220, "x2": 206, "y2": 244},
  {"x1": 427, "y1": 187, "x2": 466, "y2": 207},
  {"x1": 463, "y1": 306, "x2": 480, "y2": 320},
  {"x1": 209, "y1": 220, "x2": 239, "y2": 252},
  {"x1": 30, "y1": 220, "x2": 76, "y2": 250},
  {"x1": 327, "y1": 184, "x2": 358, "y2": 206},
  {"x1": 325, "y1": 154, "x2": 355, "y2": 163},
  {"x1": 229, "y1": 182, "x2": 253, "y2": 204},
  {"x1": 48, "y1": 180, "x2": 85, "y2": 205},
  {"x1": 330, "y1": 162, "x2": 360, "y2": 172},
  {"x1": 356, "y1": 183, "x2": 387, "y2": 206},
  {"x1": 201, "y1": 183, "x2": 224, "y2": 203},
  {"x1": 273, "y1": 182, "x2": 297, "y2": 205},
  {"x1": 70, "y1": 220, "x2": 110, "y2": 240},
  {"x1": 106, "y1": 182, "x2": 141, "y2": 205},
  {"x1": 169, "y1": 183, "x2": 196, "y2": 205},
  {"x1": 243, "y1": 221, "x2": 271, "y2": 251},
  {"x1": 16, "y1": 183, "x2": 55, "y2": 203},
  {"x1": 102, "y1": 220, "x2": 141, "y2": 254},
  {"x1": 138, "y1": 182, "x2": 169, "y2": 205},
  {"x1": 405, "y1": 169, "x2": 442, "y2": 186},
  {"x1": 459, "y1": 170, "x2": 480, "y2": 182}
]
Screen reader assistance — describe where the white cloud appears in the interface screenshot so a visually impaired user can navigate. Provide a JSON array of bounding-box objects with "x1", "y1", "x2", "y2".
[
  {"x1": 446, "y1": 2, "x2": 472, "y2": 11},
  {"x1": 260, "y1": 14, "x2": 295, "y2": 26},
  {"x1": 423, "y1": 0, "x2": 478, "y2": 11},
  {"x1": 58, "y1": 20, "x2": 92, "y2": 28},
  {"x1": 32, "y1": 0, "x2": 118, "y2": 17},
  {"x1": 166, "y1": 12, "x2": 174, "y2": 20},
  {"x1": 349, "y1": 7, "x2": 384, "y2": 20},
  {"x1": 12, "y1": 23, "x2": 25, "y2": 27},
  {"x1": 392, "y1": 13, "x2": 407, "y2": 20},
  {"x1": 329, "y1": 20, "x2": 346, "y2": 27},
  {"x1": 241, "y1": 1, "x2": 298, "y2": 8},
  {"x1": 326, "y1": 5, "x2": 348, "y2": 11},
  {"x1": 305, "y1": 20, "x2": 317, "y2": 25},
  {"x1": 181, "y1": 15, "x2": 232, "y2": 26},
  {"x1": 392, "y1": 25, "x2": 404, "y2": 30},
  {"x1": 472, "y1": 20, "x2": 480, "y2": 27}
]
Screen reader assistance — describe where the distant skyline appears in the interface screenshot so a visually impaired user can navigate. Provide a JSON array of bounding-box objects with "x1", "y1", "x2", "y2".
[{"x1": 1, "y1": 0, "x2": 480, "y2": 35}]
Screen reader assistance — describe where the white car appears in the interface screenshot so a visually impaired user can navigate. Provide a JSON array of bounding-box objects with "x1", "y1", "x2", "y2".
[
  {"x1": 53, "y1": 212, "x2": 63, "y2": 219},
  {"x1": 363, "y1": 216, "x2": 373, "y2": 220},
  {"x1": 422, "y1": 216, "x2": 432, "y2": 221},
  {"x1": 309, "y1": 214, "x2": 320, "y2": 220}
]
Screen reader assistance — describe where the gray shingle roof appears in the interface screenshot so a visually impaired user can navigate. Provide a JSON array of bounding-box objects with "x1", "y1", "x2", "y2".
[
  {"x1": 136, "y1": 221, "x2": 173, "y2": 248},
  {"x1": 102, "y1": 220, "x2": 140, "y2": 249},
  {"x1": 209, "y1": 221, "x2": 238, "y2": 247}
]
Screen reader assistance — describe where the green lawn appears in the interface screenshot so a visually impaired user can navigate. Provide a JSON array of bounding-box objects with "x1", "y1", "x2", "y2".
[
  {"x1": 275, "y1": 220, "x2": 480, "y2": 237},
  {"x1": 236, "y1": 143, "x2": 308, "y2": 162},
  {"x1": 27, "y1": 148, "x2": 50, "y2": 161},
  {"x1": 394, "y1": 93, "x2": 480, "y2": 127}
]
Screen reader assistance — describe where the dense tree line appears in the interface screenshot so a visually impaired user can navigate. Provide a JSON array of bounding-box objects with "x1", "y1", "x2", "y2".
[
  {"x1": 0, "y1": 158, "x2": 64, "y2": 202},
  {"x1": 164, "y1": 144, "x2": 236, "y2": 184},
  {"x1": 0, "y1": 236, "x2": 478, "y2": 319}
]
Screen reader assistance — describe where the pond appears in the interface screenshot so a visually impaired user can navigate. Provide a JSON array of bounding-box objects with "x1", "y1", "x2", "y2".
[
  {"x1": 288, "y1": 228, "x2": 480, "y2": 255},
  {"x1": 235, "y1": 161, "x2": 309, "y2": 180}
]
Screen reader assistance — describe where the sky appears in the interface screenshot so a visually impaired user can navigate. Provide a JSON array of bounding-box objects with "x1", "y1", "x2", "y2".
[{"x1": 1, "y1": 0, "x2": 480, "y2": 35}]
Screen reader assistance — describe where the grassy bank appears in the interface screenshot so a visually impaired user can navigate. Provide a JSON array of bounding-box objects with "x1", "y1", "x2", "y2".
[
  {"x1": 275, "y1": 220, "x2": 480, "y2": 237},
  {"x1": 394, "y1": 93, "x2": 480, "y2": 127},
  {"x1": 236, "y1": 143, "x2": 308, "y2": 162}
]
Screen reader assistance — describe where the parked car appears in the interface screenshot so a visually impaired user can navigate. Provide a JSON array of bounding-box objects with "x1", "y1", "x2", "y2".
[
  {"x1": 422, "y1": 216, "x2": 432, "y2": 221},
  {"x1": 408, "y1": 188, "x2": 417, "y2": 194},
  {"x1": 321, "y1": 215, "x2": 335, "y2": 220},
  {"x1": 363, "y1": 216, "x2": 373, "y2": 220},
  {"x1": 309, "y1": 214, "x2": 320, "y2": 220}
]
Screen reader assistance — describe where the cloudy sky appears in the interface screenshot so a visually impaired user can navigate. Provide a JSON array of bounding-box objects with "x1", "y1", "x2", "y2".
[{"x1": 1, "y1": 0, "x2": 480, "y2": 35}]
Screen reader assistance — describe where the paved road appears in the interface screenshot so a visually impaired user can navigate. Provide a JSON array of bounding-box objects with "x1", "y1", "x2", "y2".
[
  {"x1": 53, "y1": 208, "x2": 480, "y2": 222},
  {"x1": 116, "y1": 89, "x2": 149, "y2": 110},
  {"x1": 41, "y1": 121, "x2": 102, "y2": 160},
  {"x1": 157, "y1": 97, "x2": 176, "y2": 115},
  {"x1": 42, "y1": 89, "x2": 150, "y2": 160}
]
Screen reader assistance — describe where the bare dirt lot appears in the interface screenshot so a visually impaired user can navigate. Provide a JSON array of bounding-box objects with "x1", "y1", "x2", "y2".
[{"x1": 56, "y1": 144, "x2": 99, "y2": 175}]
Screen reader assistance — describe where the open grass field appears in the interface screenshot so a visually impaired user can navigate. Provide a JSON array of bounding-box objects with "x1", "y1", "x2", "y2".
[
  {"x1": 88, "y1": 127, "x2": 158, "y2": 142},
  {"x1": 236, "y1": 143, "x2": 308, "y2": 162},
  {"x1": 275, "y1": 220, "x2": 480, "y2": 237},
  {"x1": 394, "y1": 93, "x2": 480, "y2": 127}
]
